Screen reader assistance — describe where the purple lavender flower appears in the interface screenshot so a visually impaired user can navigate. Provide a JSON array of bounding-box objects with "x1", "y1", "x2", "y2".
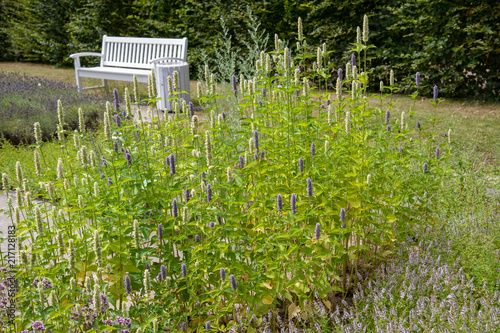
[
  {"x1": 125, "y1": 152, "x2": 132, "y2": 165},
  {"x1": 115, "y1": 114, "x2": 121, "y2": 127},
  {"x1": 209, "y1": 221, "x2": 215, "y2": 228},
  {"x1": 222, "y1": 112, "x2": 227, "y2": 120},
  {"x1": 311, "y1": 142, "x2": 316, "y2": 157},
  {"x1": 124, "y1": 275, "x2": 132, "y2": 293},
  {"x1": 254, "y1": 131, "x2": 259, "y2": 152},
  {"x1": 315, "y1": 223, "x2": 321, "y2": 240},
  {"x1": 435, "y1": 147, "x2": 440, "y2": 159},
  {"x1": 276, "y1": 194, "x2": 283, "y2": 212},
  {"x1": 158, "y1": 224, "x2": 163, "y2": 241},
  {"x1": 397, "y1": 129, "x2": 401, "y2": 134},
  {"x1": 433, "y1": 85, "x2": 438, "y2": 102},
  {"x1": 165, "y1": 156, "x2": 170, "y2": 166},
  {"x1": 145, "y1": 263, "x2": 150, "y2": 270},
  {"x1": 423, "y1": 163, "x2": 428, "y2": 174},
  {"x1": 327, "y1": 99, "x2": 331, "y2": 106},
  {"x1": 299, "y1": 157, "x2": 304, "y2": 174},
  {"x1": 351, "y1": 53, "x2": 356, "y2": 67},
  {"x1": 239, "y1": 156, "x2": 244, "y2": 168},
  {"x1": 172, "y1": 199, "x2": 178, "y2": 217},
  {"x1": 254, "y1": 153, "x2": 259, "y2": 161},
  {"x1": 205, "y1": 321, "x2": 211, "y2": 331},
  {"x1": 274, "y1": 73, "x2": 279, "y2": 84},
  {"x1": 31, "y1": 321, "x2": 45, "y2": 331},
  {"x1": 161, "y1": 264, "x2": 166, "y2": 280},
  {"x1": 101, "y1": 174, "x2": 105, "y2": 179},
  {"x1": 417, "y1": 121, "x2": 421, "y2": 129},
  {"x1": 340, "y1": 208, "x2": 346, "y2": 223},
  {"x1": 181, "y1": 263, "x2": 187, "y2": 277},
  {"x1": 230, "y1": 274, "x2": 237, "y2": 290},
  {"x1": 338, "y1": 68, "x2": 343, "y2": 81},
  {"x1": 207, "y1": 184, "x2": 212, "y2": 203},
  {"x1": 189, "y1": 101, "x2": 194, "y2": 119},
  {"x1": 261, "y1": 88, "x2": 266, "y2": 98},
  {"x1": 102, "y1": 157, "x2": 108, "y2": 167},
  {"x1": 399, "y1": 147, "x2": 404, "y2": 153},
  {"x1": 291, "y1": 194, "x2": 296, "y2": 214},
  {"x1": 444, "y1": 132, "x2": 448, "y2": 137},
  {"x1": 195, "y1": 234, "x2": 200, "y2": 242},
  {"x1": 107, "y1": 177, "x2": 112, "y2": 185},
  {"x1": 416, "y1": 72, "x2": 420, "y2": 88},
  {"x1": 387, "y1": 125, "x2": 391, "y2": 132},
  {"x1": 307, "y1": 177, "x2": 313, "y2": 197},
  {"x1": 121, "y1": 109, "x2": 127, "y2": 118},
  {"x1": 180, "y1": 322, "x2": 187, "y2": 332},
  {"x1": 113, "y1": 88, "x2": 120, "y2": 111},
  {"x1": 385, "y1": 110, "x2": 390, "y2": 124},
  {"x1": 185, "y1": 187, "x2": 190, "y2": 202},
  {"x1": 201, "y1": 171, "x2": 206, "y2": 179},
  {"x1": 258, "y1": 100, "x2": 263, "y2": 107},
  {"x1": 232, "y1": 75, "x2": 237, "y2": 96},
  {"x1": 170, "y1": 153, "x2": 176, "y2": 175},
  {"x1": 261, "y1": 151, "x2": 265, "y2": 160},
  {"x1": 220, "y1": 267, "x2": 226, "y2": 281},
  {"x1": 113, "y1": 141, "x2": 119, "y2": 153}
]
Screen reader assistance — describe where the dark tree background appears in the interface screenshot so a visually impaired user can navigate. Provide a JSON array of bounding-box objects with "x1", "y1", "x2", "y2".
[{"x1": 1, "y1": 0, "x2": 498, "y2": 99}]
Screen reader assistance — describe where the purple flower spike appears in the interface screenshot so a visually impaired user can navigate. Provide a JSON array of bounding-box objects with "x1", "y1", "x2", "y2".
[
  {"x1": 189, "y1": 102, "x2": 195, "y2": 119},
  {"x1": 220, "y1": 268, "x2": 226, "y2": 281},
  {"x1": 222, "y1": 112, "x2": 227, "y2": 120},
  {"x1": 205, "y1": 321, "x2": 211, "y2": 331},
  {"x1": 185, "y1": 187, "x2": 190, "y2": 203},
  {"x1": 158, "y1": 224, "x2": 163, "y2": 240},
  {"x1": 145, "y1": 263, "x2": 150, "y2": 270},
  {"x1": 101, "y1": 174, "x2": 105, "y2": 179},
  {"x1": 327, "y1": 99, "x2": 331, "y2": 106},
  {"x1": 232, "y1": 75, "x2": 237, "y2": 96},
  {"x1": 254, "y1": 131, "x2": 259, "y2": 152},
  {"x1": 416, "y1": 72, "x2": 420, "y2": 88},
  {"x1": 31, "y1": 321, "x2": 45, "y2": 332},
  {"x1": 387, "y1": 125, "x2": 391, "y2": 132},
  {"x1": 254, "y1": 153, "x2": 259, "y2": 161},
  {"x1": 113, "y1": 141, "x2": 119, "y2": 153},
  {"x1": 385, "y1": 110, "x2": 390, "y2": 124},
  {"x1": 261, "y1": 88, "x2": 266, "y2": 98},
  {"x1": 195, "y1": 234, "x2": 200, "y2": 242},
  {"x1": 113, "y1": 89, "x2": 120, "y2": 111},
  {"x1": 201, "y1": 171, "x2": 206, "y2": 179},
  {"x1": 170, "y1": 153, "x2": 176, "y2": 175},
  {"x1": 125, "y1": 152, "x2": 132, "y2": 165},
  {"x1": 417, "y1": 122, "x2": 421, "y2": 129},
  {"x1": 207, "y1": 184, "x2": 212, "y2": 203},
  {"x1": 165, "y1": 156, "x2": 170, "y2": 166},
  {"x1": 239, "y1": 156, "x2": 244, "y2": 168},
  {"x1": 261, "y1": 151, "x2": 265, "y2": 160},
  {"x1": 124, "y1": 275, "x2": 132, "y2": 293},
  {"x1": 338, "y1": 68, "x2": 343, "y2": 81},
  {"x1": 311, "y1": 142, "x2": 316, "y2": 157},
  {"x1": 351, "y1": 53, "x2": 356, "y2": 67},
  {"x1": 433, "y1": 85, "x2": 438, "y2": 102},
  {"x1": 291, "y1": 194, "x2": 296, "y2": 214},
  {"x1": 258, "y1": 100, "x2": 263, "y2": 107},
  {"x1": 397, "y1": 129, "x2": 401, "y2": 134},
  {"x1": 172, "y1": 199, "x2": 178, "y2": 217},
  {"x1": 299, "y1": 157, "x2": 304, "y2": 174},
  {"x1": 161, "y1": 264, "x2": 166, "y2": 280},
  {"x1": 181, "y1": 263, "x2": 187, "y2": 277},
  {"x1": 307, "y1": 177, "x2": 313, "y2": 197},
  {"x1": 444, "y1": 132, "x2": 448, "y2": 137},
  {"x1": 435, "y1": 147, "x2": 440, "y2": 159},
  {"x1": 340, "y1": 208, "x2": 346, "y2": 223},
  {"x1": 230, "y1": 274, "x2": 237, "y2": 290},
  {"x1": 107, "y1": 177, "x2": 112, "y2": 185},
  {"x1": 315, "y1": 223, "x2": 321, "y2": 240},
  {"x1": 209, "y1": 221, "x2": 215, "y2": 229},
  {"x1": 115, "y1": 114, "x2": 121, "y2": 127},
  {"x1": 423, "y1": 163, "x2": 428, "y2": 174},
  {"x1": 276, "y1": 194, "x2": 283, "y2": 212}
]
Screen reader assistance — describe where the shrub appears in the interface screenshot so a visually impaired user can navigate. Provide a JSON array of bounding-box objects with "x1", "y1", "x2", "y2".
[{"x1": 0, "y1": 72, "x2": 103, "y2": 145}]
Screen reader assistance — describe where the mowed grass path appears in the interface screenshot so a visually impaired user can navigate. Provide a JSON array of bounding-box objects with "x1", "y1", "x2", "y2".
[{"x1": 1, "y1": 61, "x2": 499, "y2": 160}]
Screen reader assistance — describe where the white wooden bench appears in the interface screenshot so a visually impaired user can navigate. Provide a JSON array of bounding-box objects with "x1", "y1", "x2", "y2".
[{"x1": 69, "y1": 35, "x2": 188, "y2": 93}]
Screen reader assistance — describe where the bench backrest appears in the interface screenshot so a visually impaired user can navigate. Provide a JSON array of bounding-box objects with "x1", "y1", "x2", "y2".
[{"x1": 100, "y1": 36, "x2": 188, "y2": 69}]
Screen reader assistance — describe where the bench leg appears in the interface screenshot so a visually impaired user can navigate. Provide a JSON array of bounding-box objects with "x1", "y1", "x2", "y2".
[
  {"x1": 102, "y1": 79, "x2": 109, "y2": 93},
  {"x1": 76, "y1": 72, "x2": 83, "y2": 93}
]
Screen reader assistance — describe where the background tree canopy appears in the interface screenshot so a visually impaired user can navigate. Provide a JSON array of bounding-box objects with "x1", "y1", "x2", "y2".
[{"x1": 0, "y1": 0, "x2": 498, "y2": 99}]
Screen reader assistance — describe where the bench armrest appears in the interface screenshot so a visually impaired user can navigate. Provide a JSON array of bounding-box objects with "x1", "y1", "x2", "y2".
[
  {"x1": 69, "y1": 52, "x2": 102, "y2": 69},
  {"x1": 149, "y1": 57, "x2": 186, "y2": 65}
]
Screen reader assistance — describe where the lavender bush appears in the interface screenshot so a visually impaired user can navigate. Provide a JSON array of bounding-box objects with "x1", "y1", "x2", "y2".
[{"x1": 0, "y1": 72, "x2": 103, "y2": 144}]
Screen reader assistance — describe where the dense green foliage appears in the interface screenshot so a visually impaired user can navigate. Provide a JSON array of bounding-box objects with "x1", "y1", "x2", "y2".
[{"x1": 1, "y1": 0, "x2": 498, "y2": 99}]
